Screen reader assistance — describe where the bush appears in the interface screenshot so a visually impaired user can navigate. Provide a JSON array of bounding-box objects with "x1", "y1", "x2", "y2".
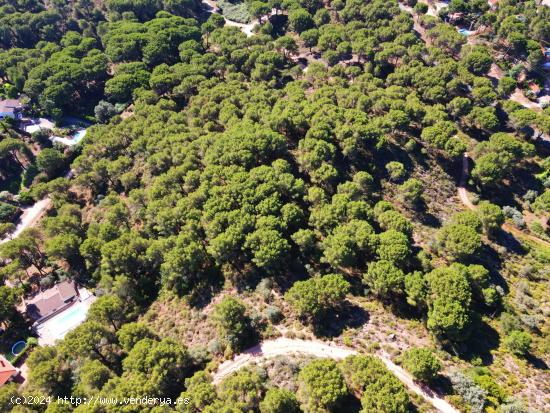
[
  {"x1": 502, "y1": 206, "x2": 525, "y2": 228},
  {"x1": 449, "y1": 370, "x2": 487, "y2": 413},
  {"x1": 264, "y1": 306, "x2": 283, "y2": 323},
  {"x1": 414, "y1": 2, "x2": 428, "y2": 13},
  {"x1": 94, "y1": 100, "x2": 117, "y2": 123},
  {"x1": 386, "y1": 161, "x2": 406, "y2": 182},
  {"x1": 0, "y1": 203, "x2": 19, "y2": 223},
  {"x1": 401, "y1": 348, "x2": 441, "y2": 382},
  {"x1": 503, "y1": 330, "x2": 531, "y2": 356}
]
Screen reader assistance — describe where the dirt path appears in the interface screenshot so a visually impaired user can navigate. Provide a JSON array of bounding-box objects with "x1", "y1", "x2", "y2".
[
  {"x1": 0, "y1": 198, "x2": 51, "y2": 244},
  {"x1": 201, "y1": 0, "x2": 276, "y2": 37},
  {"x1": 510, "y1": 89, "x2": 542, "y2": 112},
  {"x1": 458, "y1": 154, "x2": 550, "y2": 248},
  {"x1": 213, "y1": 337, "x2": 459, "y2": 413},
  {"x1": 458, "y1": 152, "x2": 476, "y2": 210}
]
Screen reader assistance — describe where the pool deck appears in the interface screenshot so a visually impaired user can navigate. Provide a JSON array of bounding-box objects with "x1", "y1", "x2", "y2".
[{"x1": 35, "y1": 290, "x2": 96, "y2": 346}]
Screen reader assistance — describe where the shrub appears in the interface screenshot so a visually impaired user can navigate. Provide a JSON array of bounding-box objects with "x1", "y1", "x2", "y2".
[
  {"x1": 0, "y1": 203, "x2": 19, "y2": 223},
  {"x1": 414, "y1": 2, "x2": 428, "y2": 13},
  {"x1": 385, "y1": 161, "x2": 406, "y2": 182},
  {"x1": 449, "y1": 370, "x2": 487, "y2": 413},
  {"x1": 264, "y1": 306, "x2": 283, "y2": 324},
  {"x1": 503, "y1": 331, "x2": 532, "y2": 356},
  {"x1": 401, "y1": 348, "x2": 441, "y2": 382}
]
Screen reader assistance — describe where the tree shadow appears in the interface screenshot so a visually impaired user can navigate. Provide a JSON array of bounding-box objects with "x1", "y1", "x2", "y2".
[
  {"x1": 493, "y1": 228, "x2": 527, "y2": 256},
  {"x1": 188, "y1": 270, "x2": 224, "y2": 309},
  {"x1": 334, "y1": 394, "x2": 361, "y2": 413},
  {"x1": 431, "y1": 374, "x2": 454, "y2": 396},
  {"x1": 313, "y1": 301, "x2": 369, "y2": 338},
  {"x1": 525, "y1": 353, "x2": 549, "y2": 371},
  {"x1": 456, "y1": 317, "x2": 500, "y2": 365},
  {"x1": 269, "y1": 14, "x2": 287, "y2": 38},
  {"x1": 412, "y1": 201, "x2": 440, "y2": 228}
]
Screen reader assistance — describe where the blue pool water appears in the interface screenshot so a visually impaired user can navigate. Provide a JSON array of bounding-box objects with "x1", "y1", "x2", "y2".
[
  {"x1": 48, "y1": 304, "x2": 88, "y2": 335},
  {"x1": 72, "y1": 129, "x2": 87, "y2": 143}
]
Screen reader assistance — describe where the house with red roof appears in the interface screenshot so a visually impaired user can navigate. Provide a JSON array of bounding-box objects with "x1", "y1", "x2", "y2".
[{"x1": 0, "y1": 356, "x2": 18, "y2": 387}]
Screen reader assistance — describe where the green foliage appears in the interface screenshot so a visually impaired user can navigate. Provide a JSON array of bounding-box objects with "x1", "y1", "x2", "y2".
[
  {"x1": 450, "y1": 211, "x2": 482, "y2": 233},
  {"x1": 285, "y1": 273, "x2": 350, "y2": 321},
  {"x1": 401, "y1": 348, "x2": 441, "y2": 382},
  {"x1": 377, "y1": 229, "x2": 410, "y2": 266},
  {"x1": 213, "y1": 297, "x2": 254, "y2": 351},
  {"x1": 36, "y1": 148, "x2": 64, "y2": 177},
  {"x1": 472, "y1": 133, "x2": 534, "y2": 187},
  {"x1": 289, "y1": 8, "x2": 313, "y2": 33},
  {"x1": 117, "y1": 322, "x2": 155, "y2": 352},
  {"x1": 339, "y1": 355, "x2": 409, "y2": 413},
  {"x1": 385, "y1": 161, "x2": 405, "y2": 181},
  {"x1": 177, "y1": 371, "x2": 217, "y2": 413},
  {"x1": 218, "y1": 368, "x2": 265, "y2": 411},
  {"x1": 398, "y1": 178, "x2": 423, "y2": 205},
  {"x1": 0, "y1": 286, "x2": 20, "y2": 326},
  {"x1": 121, "y1": 337, "x2": 191, "y2": 397},
  {"x1": 94, "y1": 100, "x2": 118, "y2": 123},
  {"x1": 297, "y1": 359, "x2": 347, "y2": 413},
  {"x1": 259, "y1": 388, "x2": 300, "y2": 413},
  {"x1": 363, "y1": 260, "x2": 405, "y2": 298},
  {"x1": 461, "y1": 46, "x2": 492, "y2": 75},
  {"x1": 503, "y1": 330, "x2": 532, "y2": 356},
  {"x1": 377, "y1": 210, "x2": 413, "y2": 237},
  {"x1": 405, "y1": 271, "x2": 427, "y2": 308},
  {"x1": 321, "y1": 219, "x2": 377, "y2": 268},
  {"x1": 426, "y1": 264, "x2": 472, "y2": 341},
  {"x1": 436, "y1": 223, "x2": 482, "y2": 261},
  {"x1": 0, "y1": 203, "x2": 18, "y2": 223},
  {"x1": 476, "y1": 201, "x2": 504, "y2": 236}
]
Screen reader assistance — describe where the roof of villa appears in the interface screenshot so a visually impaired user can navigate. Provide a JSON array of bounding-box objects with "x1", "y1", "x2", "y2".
[{"x1": 25, "y1": 280, "x2": 78, "y2": 322}]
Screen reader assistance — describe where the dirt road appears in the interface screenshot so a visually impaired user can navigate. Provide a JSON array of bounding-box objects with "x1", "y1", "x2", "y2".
[
  {"x1": 201, "y1": 0, "x2": 276, "y2": 37},
  {"x1": 0, "y1": 198, "x2": 51, "y2": 244},
  {"x1": 213, "y1": 337, "x2": 459, "y2": 413}
]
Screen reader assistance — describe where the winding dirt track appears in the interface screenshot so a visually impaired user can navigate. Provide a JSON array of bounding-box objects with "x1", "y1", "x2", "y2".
[
  {"x1": 213, "y1": 337, "x2": 459, "y2": 413},
  {"x1": 0, "y1": 198, "x2": 51, "y2": 244}
]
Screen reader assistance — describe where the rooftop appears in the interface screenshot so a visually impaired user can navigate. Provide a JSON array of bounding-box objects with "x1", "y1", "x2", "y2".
[
  {"x1": 0, "y1": 356, "x2": 17, "y2": 387},
  {"x1": 0, "y1": 99, "x2": 23, "y2": 114},
  {"x1": 25, "y1": 280, "x2": 78, "y2": 323}
]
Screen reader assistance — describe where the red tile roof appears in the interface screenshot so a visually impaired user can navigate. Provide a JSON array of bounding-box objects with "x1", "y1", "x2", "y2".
[{"x1": 0, "y1": 356, "x2": 17, "y2": 387}]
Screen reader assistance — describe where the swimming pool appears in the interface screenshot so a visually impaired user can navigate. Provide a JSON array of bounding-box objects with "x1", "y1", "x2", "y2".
[
  {"x1": 72, "y1": 129, "x2": 87, "y2": 143},
  {"x1": 36, "y1": 300, "x2": 94, "y2": 345},
  {"x1": 458, "y1": 28, "x2": 474, "y2": 36}
]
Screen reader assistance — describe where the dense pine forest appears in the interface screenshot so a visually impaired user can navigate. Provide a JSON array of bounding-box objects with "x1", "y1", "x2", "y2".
[{"x1": 0, "y1": 0, "x2": 549, "y2": 412}]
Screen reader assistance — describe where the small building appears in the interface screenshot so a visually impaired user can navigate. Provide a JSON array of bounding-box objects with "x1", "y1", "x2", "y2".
[
  {"x1": 0, "y1": 356, "x2": 17, "y2": 387},
  {"x1": 0, "y1": 99, "x2": 23, "y2": 120},
  {"x1": 25, "y1": 280, "x2": 79, "y2": 325}
]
